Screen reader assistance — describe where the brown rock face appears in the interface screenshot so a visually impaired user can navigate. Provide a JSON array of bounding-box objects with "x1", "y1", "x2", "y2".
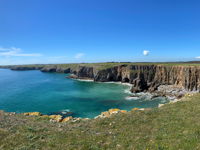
[{"x1": 40, "y1": 64, "x2": 200, "y2": 93}]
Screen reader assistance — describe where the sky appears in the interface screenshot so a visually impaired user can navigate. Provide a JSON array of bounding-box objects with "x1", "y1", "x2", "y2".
[{"x1": 0, "y1": 0, "x2": 200, "y2": 65}]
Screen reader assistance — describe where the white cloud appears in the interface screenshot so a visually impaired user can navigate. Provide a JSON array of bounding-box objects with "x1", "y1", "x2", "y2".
[
  {"x1": 0, "y1": 46, "x2": 42, "y2": 57},
  {"x1": 143, "y1": 50, "x2": 149, "y2": 56},
  {"x1": 11, "y1": 47, "x2": 21, "y2": 51},
  {"x1": 0, "y1": 46, "x2": 21, "y2": 51},
  {"x1": 75, "y1": 53, "x2": 85, "y2": 59},
  {"x1": 196, "y1": 56, "x2": 200, "y2": 59}
]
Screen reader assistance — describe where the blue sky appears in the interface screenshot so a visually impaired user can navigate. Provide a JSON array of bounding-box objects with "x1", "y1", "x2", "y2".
[{"x1": 0, "y1": 0, "x2": 200, "y2": 65}]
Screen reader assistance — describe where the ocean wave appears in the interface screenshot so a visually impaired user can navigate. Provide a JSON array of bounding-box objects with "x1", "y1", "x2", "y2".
[
  {"x1": 125, "y1": 96, "x2": 140, "y2": 100},
  {"x1": 76, "y1": 79, "x2": 93, "y2": 82},
  {"x1": 124, "y1": 89, "x2": 132, "y2": 94},
  {"x1": 120, "y1": 82, "x2": 133, "y2": 86},
  {"x1": 103, "y1": 81, "x2": 121, "y2": 84},
  {"x1": 61, "y1": 109, "x2": 71, "y2": 114}
]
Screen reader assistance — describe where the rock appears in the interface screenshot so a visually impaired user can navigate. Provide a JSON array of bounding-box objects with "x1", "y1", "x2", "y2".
[
  {"x1": 29, "y1": 112, "x2": 43, "y2": 116},
  {"x1": 76, "y1": 118, "x2": 82, "y2": 121},
  {"x1": 66, "y1": 74, "x2": 78, "y2": 79},
  {"x1": 42, "y1": 115, "x2": 49, "y2": 118},
  {"x1": 49, "y1": 115, "x2": 63, "y2": 122},
  {"x1": 0, "y1": 110, "x2": 5, "y2": 114},
  {"x1": 40, "y1": 64, "x2": 200, "y2": 95},
  {"x1": 121, "y1": 110, "x2": 127, "y2": 113},
  {"x1": 176, "y1": 94, "x2": 184, "y2": 99},
  {"x1": 129, "y1": 95, "x2": 138, "y2": 97},
  {"x1": 50, "y1": 111, "x2": 74, "y2": 118},
  {"x1": 10, "y1": 66, "x2": 43, "y2": 71},
  {"x1": 158, "y1": 104, "x2": 164, "y2": 108},
  {"x1": 94, "y1": 115, "x2": 101, "y2": 119},
  {"x1": 50, "y1": 119, "x2": 57, "y2": 123},
  {"x1": 132, "y1": 108, "x2": 139, "y2": 110},
  {"x1": 9, "y1": 112, "x2": 15, "y2": 115},
  {"x1": 109, "y1": 109, "x2": 120, "y2": 114},
  {"x1": 101, "y1": 111, "x2": 110, "y2": 117},
  {"x1": 151, "y1": 95, "x2": 159, "y2": 100},
  {"x1": 62, "y1": 116, "x2": 72, "y2": 122},
  {"x1": 49, "y1": 115, "x2": 57, "y2": 119},
  {"x1": 23, "y1": 113, "x2": 29, "y2": 116}
]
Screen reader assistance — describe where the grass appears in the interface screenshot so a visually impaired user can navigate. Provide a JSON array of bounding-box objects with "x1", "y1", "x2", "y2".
[
  {"x1": 1, "y1": 62, "x2": 200, "y2": 71},
  {"x1": 1, "y1": 93, "x2": 200, "y2": 149},
  {"x1": 56, "y1": 62, "x2": 200, "y2": 71}
]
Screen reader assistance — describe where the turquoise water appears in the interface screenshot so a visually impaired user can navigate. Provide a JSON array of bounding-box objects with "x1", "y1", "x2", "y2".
[{"x1": 0, "y1": 69, "x2": 170, "y2": 118}]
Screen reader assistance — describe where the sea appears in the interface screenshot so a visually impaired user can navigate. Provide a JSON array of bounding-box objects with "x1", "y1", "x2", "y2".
[{"x1": 0, "y1": 69, "x2": 170, "y2": 118}]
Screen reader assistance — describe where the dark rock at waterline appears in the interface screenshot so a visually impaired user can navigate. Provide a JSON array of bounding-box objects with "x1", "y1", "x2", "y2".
[
  {"x1": 151, "y1": 95, "x2": 159, "y2": 100},
  {"x1": 66, "y1": 74, "x2": 78, "y2": 79},
  {"x1": 129, "y1": 95, "x2": 138, "y2": 97},
  {"x1": 176, "y1": 94, "x2": 184, "y2": 99},
  {"x1": 10, "y1": 66, "x2": 43, "y2": 70},
  {"x1": 41, "y1": 63, "x2": 200, "y2": 96},
  {"x1": 41, "y1": 65, "x2": 71, "y2": 73}
]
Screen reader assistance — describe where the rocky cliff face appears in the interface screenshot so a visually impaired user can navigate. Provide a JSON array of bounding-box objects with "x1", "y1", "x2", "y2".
[
  {"x1": 41, "y1": 65, "x2": 71, "y2": 73},
  {"x1": 40, "y1": 64, "x2": 200, "y2": 93},
  {"x1": 10, "y1": 66, "x2": 43, "y2": 70}
]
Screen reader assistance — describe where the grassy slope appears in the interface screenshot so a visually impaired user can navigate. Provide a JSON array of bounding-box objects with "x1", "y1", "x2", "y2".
[
  {"x1": 1, "y1": 94, "x2": 200, "y2": 149},
  {"x1": 1, "y1": 61, "x2": 200, "y2": 70}
]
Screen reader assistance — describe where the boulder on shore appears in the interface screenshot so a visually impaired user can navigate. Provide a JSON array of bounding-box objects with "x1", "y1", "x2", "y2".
[{"x1": 66, "y1": 74, "x2": 78, "y2": 79}]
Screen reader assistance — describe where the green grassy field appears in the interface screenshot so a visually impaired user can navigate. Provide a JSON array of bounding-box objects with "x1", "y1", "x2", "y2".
[
  {"x1": 1, "y1": 93, "x2": 200, "y2": 149},
  {"x1": 1, "y1": 61, "x2": 200, "y2": 70}
]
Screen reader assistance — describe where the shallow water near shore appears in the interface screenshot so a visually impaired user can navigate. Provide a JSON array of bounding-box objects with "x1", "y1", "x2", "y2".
[{"x1": 0, "y1": 69, "x2": 170, "y2": 118}]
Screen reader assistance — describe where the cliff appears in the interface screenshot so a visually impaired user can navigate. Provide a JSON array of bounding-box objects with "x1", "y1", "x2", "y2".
[
  {"x1": 10, "y1": 66, "x2": 44, "y2": 70},
  {"x1": 41, "y1": 64, "x2": 200, "y2": 94}
]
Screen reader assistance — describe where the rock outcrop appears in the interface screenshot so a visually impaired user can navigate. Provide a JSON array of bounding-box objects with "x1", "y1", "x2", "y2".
[
  {"x1": 40, "y1": 65, "x2": 71, "y2": 73},
  {"x1": 40, "y1": 64, "x2": 200, "y2": 94},
  {"x1": 10, "y1": 66, "x2": 44, "y2": 70}
]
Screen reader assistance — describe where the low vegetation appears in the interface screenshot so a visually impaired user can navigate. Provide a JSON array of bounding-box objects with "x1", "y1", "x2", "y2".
[
  {"x1": 1, "y1": 93, "x2": 200, "y2": 149},
  {"x1": 1, "y1": 61, "x2": 200, "y2": 71}
]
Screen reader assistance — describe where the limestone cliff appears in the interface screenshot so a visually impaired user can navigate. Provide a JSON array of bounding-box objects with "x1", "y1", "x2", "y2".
[
  {"x1": 10, "y1": 66, "x2": 44, "y2": 70},
  {"x1": 40, "y1": 64, "x2": 200, "y2": 93}
]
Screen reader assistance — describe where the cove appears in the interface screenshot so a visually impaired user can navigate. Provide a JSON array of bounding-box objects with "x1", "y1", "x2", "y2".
[{"x1": 0, "y1": 69, "x2": 170, "y2": 118}]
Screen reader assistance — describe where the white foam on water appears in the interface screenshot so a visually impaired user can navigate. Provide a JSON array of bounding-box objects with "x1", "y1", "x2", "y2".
[
  {"x1": 124, "y1": 88, "x2": 132, "y2": 94},
  {"x1": 166, "y1": 95, "x2": 176, "y2": 100},
  {"x1": 62, "y1": 109, "x2": 70, "y2": 112},
  {"x1": 75, "y1": 79, "x2": 94, "y2": 82},
  {"x1": 61, "y1": 112, "x2": 67, "y2": 114},
  {"x1": 120, "y1": 82, "x2": 133, "y2": 87},
  {"x1": 125, "y1": 96, "x2": 140, "y2": 100},
  {"x1": 61, "y1": 109, "x2": 71, "y2": 114},
  {"x1": 103, "y1": 81, "x2": 122, "y2": 84}
]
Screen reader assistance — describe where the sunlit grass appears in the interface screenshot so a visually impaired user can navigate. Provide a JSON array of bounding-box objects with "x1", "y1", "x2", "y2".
[{"x1": 1, "y1": 93, "x2": 200, "y2": 149}]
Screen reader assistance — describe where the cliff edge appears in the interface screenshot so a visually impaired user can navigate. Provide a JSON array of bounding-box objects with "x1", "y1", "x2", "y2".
[{"x1": 41, "y1": 64, "x2": 200, "y2": 95}]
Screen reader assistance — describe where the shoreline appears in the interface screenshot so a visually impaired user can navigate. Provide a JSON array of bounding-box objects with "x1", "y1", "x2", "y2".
[
  {"x1": 0, "y1": 92, "x2": 196, "y2": 123},
  {"x1": 69, "y1": 76, "x2": 197, "y2": 102}
]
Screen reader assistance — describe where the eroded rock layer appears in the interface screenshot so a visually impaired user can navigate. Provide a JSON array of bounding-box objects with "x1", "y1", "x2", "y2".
[{"x1": 40, "y1": 64, "x2": 200, "y2": 93}]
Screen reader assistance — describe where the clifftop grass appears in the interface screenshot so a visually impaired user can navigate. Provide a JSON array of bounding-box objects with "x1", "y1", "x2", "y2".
[
  {"x1": 1, "y1": 93, "x2": 200, "y2": 149},
  {"x1": 1, "y1": 61, "x2": 200, "y2": 71}
]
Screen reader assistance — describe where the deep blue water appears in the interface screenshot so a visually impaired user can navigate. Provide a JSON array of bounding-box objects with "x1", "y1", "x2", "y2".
[{"x1": 0, "y1": 69, "x2": 170, "y2": 118}]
